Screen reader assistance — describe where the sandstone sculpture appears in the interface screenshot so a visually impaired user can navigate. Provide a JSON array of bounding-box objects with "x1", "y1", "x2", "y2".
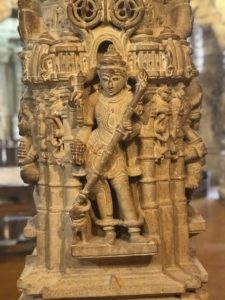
[{"x1": 18, "y1": 1, "x2": 208, "y2": 299}]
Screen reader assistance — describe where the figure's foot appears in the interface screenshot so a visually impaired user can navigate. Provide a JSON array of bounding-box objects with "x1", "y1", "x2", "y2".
[
  {"x1": 129, "y1": 232, "x2": 146, "y2": 243},
  {"x1": 185, "y1": 178, "x2": 199, "y2": 190}
]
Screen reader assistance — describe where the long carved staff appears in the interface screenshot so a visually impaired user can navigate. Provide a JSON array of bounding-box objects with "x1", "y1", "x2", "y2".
[{"x1": 70, "y1": 70, "x2": 148, "y2": 219}]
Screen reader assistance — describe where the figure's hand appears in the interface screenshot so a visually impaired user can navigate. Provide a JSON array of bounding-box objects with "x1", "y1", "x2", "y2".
[
  {"x1": 137, "y1": 69, "x2": 148, "y2": 90},
  {"x1": 68, "y1": 91, "x2": 83, "y2": 108},
  {"x1": 121, "y1": 120, "x2": 133, "y2": 140},
  {"x1": 51, "y1": 107, "x2": 63, "y2": 117},
  {"x1": 69, "y1": 191, "x2": 91, "y2": 221},
  {"x1": 134, "y1": 103, "x2": 144, "y2": 117},
  {"x1": 70, "y1": 140, "x2": 87, "y2": 165}
]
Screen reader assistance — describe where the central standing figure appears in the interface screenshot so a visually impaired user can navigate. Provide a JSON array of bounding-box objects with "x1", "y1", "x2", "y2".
[{"x1": 72, "y1": 45, "x2": 144, "y2": 244}]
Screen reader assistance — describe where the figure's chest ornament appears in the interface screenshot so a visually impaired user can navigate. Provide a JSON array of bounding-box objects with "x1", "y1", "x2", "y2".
[{"x1": 95, "y1": 99, "x2": 117, "y2": 129}]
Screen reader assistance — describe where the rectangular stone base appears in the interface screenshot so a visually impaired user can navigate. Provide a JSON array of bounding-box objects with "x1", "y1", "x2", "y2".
[
  {"x1": 18, "y1": 265, "x2": 184, "y2": 299},
  {"x1": 43, "y1": 273, "x2": 184, "y2": 299},
  {"x1": 19, "y1": 292, "x2": 208, "y2": 300},
  {"x1": 18, "y1": 257, "x2": 208, "y2": 300},
  {"x1": 19, "y1": 294, "x2": 180, "y2": 300},
  {"x1": 71, "y1": 240, "x2": 157, "y2": 258}
]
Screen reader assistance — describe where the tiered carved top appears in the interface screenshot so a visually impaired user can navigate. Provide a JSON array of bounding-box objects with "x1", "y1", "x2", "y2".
[{"x1": 19, "y1": 0, "x2": 196, "y2": 84}]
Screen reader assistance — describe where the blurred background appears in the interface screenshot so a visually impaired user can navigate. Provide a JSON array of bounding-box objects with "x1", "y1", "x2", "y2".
[{"x1": 0, "y1": 1, "x2": 224, "y2": 300}]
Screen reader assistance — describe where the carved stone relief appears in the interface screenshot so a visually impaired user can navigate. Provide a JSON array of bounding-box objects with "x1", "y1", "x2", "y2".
[{"x1": 17, "y1": 1, "x2": 208, "y2": 299}]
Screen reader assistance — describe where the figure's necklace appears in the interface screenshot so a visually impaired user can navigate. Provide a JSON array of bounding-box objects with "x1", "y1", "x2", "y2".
[{"x1": 100, "y1": 89, "x2": 128, "y2": 103}]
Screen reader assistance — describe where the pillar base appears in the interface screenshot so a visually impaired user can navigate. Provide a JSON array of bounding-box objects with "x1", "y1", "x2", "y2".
[{"x1": 18, "y1": 256, "x2": 209, "y2": 300}]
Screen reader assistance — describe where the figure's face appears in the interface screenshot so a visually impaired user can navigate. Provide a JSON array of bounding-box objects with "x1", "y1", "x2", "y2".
[
  {"x1": 160, "y1": 90, "x2": 169, "y2": 101},
  {"x1": 45, "y1": 58, "x2": 53, "y2": 71},
  {"x1": 179, "y1": 88, "x2": 185, "y2": 97},
  {"x1": 98, "y1": 71, "x2": 126, "y2": 97}
]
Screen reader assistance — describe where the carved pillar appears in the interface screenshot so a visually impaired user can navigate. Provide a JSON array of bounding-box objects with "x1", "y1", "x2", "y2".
[{"x1": 18, "y1": 1, "x2": 208, "y2": 299}]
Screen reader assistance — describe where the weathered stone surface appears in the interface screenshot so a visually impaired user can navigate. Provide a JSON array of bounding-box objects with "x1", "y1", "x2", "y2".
[{"x1": 17, "y1": 1, "x2": 208, "y2": 299}]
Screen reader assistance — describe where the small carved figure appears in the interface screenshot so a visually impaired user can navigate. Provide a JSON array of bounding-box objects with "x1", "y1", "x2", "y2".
[
  {"x1": 70, "y1": 195, "x2": 91, "y2": 243},
  {"x1": 18, "y1": 89, "x2": 39, "y2": 184},
  {"x1": 184, "y1": 137, "x2": 207, "y2": 190},
  {"x1": 184, "y1": 80, "x2": 207, "y2": 191},
  {"x1": 170, "y1": 83, "x2": 185, "y2": 140},
  {"x1": 151, "y1": 85, "x2": 171, "y2": 161},
  {"x1": 40, "y1": 54, "x2": 55, "y2": 81},
  {"x1": 70, "y1": 45, "x2": 147, "y2": 244},
  {"x1": 36, "y1": 93, "x2": 48, "y2": 161},
  {"x1": 47, "y1": 89, "x2": 65, "y2": 163},
  {"x1": 19, "y1": 51, "x2": 31, "y2": 82},
  {"x1": 162, "y1": 47, "x2": 174, "y2": 76}
]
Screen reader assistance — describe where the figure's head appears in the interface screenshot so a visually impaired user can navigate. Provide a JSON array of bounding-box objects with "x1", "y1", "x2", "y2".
[
  {"x1": 157, "y1": 85, "x2": 170, "y2": 101},
  {"x1": 176, "y1": 82, "x2": 185, "y2": 97},
  {"x1": 41, "y1": 54, "x2": 53, "y2": 71},
  {"x1": 97, "y1": 45, "x2": 127, "y2": 97}
]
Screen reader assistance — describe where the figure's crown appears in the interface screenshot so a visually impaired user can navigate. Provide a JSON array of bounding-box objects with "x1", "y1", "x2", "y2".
[{"x1": 97, "y1": 44, "x2": 126, "y2": 71}]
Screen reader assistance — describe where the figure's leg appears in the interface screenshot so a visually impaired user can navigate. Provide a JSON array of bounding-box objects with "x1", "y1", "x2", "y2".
[
  {"x1": 93, "y1": 179, "x2": 116, "y2": 244},
  {"x1": 110, "y1": 175, "x2": 145, "y2": 243},
  {"x1": 126, "y1": 141, "x2": 142, "y2": 177}
]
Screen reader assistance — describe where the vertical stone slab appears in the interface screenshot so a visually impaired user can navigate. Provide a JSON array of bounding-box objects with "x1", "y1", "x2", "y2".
[{"x1": 17, "y1": 1, "x2": 208, "y2": 299}]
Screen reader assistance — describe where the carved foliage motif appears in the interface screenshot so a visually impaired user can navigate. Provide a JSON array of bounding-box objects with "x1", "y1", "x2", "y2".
[
  {"x1": 67, "y1": 0, "x2": 103, "y2": 29},
  {"x1": 109, "y1": 0, "x2": 145, "y2": 30},
  {"x1": 67, "y1": 0, "x2": 145, "y2": 31}
]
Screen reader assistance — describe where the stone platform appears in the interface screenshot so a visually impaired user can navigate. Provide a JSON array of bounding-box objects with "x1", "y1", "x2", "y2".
[{"x1": 72, "y1": 239, "x2": 157, "y2": 258}]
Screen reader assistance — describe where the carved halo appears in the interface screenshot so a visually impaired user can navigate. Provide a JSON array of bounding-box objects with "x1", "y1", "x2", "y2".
[
  {"x1": 109, "y1": 0, "x2": 145, "y2": 30},
  {"x1": 67, "y1": 0, "x2": 102, "y2": 29}
]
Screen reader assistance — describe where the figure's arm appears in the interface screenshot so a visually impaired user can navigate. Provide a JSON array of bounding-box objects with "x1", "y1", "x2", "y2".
[
  {"x1": 122, "y1": 120, "x2": 142, "y2": 141},
  {"x1": 76, "y1": 125, "x2": 93, "y2": 144},
  {"x1": 68, "y1": 107, "x2": 77, "y2": 130},
  {"x1": 122, "y1": 100, "x2": 143, "y2": 141},
  {"x1": 70, "y1": 93, "x2": 97, "y2": 165},
  {"x1": 76, "y1": 93, "x2": 97, "y2": 143}
]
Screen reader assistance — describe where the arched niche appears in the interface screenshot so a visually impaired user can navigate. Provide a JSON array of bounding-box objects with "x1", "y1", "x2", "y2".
[{"x1": 88, "y1": 28, "x2": 127, "y2": 69}]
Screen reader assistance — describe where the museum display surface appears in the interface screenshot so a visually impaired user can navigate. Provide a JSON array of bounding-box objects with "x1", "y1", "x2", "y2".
[{"x1": 17, "y1": 0, "x2": 208, "y2": 299}]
